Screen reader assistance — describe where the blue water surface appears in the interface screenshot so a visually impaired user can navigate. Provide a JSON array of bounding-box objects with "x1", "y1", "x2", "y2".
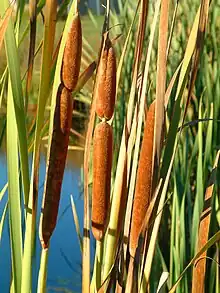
[{"x1": 0, "y1": 153, "x2": 93, "y2": 293}]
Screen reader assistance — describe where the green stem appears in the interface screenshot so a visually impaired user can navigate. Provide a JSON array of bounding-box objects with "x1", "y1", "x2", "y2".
[
  {"x1": 91, "y1": 240, "x2": 103, "y2": 293},
  {"x1": 37, "y1": 248, "x2": 49, "y2": 293},
  {"x1": 96, "y1": 240, "x2": 103, "y2": 291}
]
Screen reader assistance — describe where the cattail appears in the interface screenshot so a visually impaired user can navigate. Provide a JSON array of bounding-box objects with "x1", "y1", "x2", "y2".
[
  {"x1": 192, "y1": 150, "x2": 220, "y2": 293},
  {"x1": 39, "y1": 84, "x2": 73, "y2": 249},
  {"x1": 129, "y1": 101, "x2": 155, "y2": 257},
  {"x1": 92, "y1": 121, "x2": 113, "y2": 241},
  {"x1": 61, "y1": 11, "x2": 82, "y2": 91},
  {"x1": 95, "y1": 36, "x2": 116, "y2": 120}
]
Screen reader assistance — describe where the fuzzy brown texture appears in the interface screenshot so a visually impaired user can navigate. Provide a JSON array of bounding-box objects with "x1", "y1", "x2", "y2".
[
  {"x1": 61, "y1": 12, "x2": 82, "y2": 91},
  {"x1": 192, "y1": 167, "x2": 216, "y2": 293},
  {"x1": 129, "y1": 101, "x2": 155, "y2": 257},
  {"x1": 92, "y1": 122, "x2": 113, "y2": 241},
  {"x1": 95, "y1": 37, "x2": 116, "y2": 120},
  {"x1": 40, "y1": 85, "x2": 73, "y2": 248}
]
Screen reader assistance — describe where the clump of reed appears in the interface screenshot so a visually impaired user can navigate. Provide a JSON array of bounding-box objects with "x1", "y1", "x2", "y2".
[
  {"x1": 1, "y1": 0, "x2": 220, "y2": 292},
  {"x1": 85, "y1": 1, "x2": 220, "y2": 293}
]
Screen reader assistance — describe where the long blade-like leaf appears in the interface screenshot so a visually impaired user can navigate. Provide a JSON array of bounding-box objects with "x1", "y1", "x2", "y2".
[{"x1": 7, "y1": 80, "x2": 23, "y2": 293}]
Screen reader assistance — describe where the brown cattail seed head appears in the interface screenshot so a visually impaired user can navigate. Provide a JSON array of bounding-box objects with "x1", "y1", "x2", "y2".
[
  {"x1": 95, "y1": 37, "x2": 116, "y2": 120},
  {"x1": 39, "y1": 85, "x2": 73, "y2": 248},
  {"x1": 92, "y1": 121, "x2": 113, "y2": 241},
  {"x1": 62, "y1": 12, "x2": 82, "y2": 91},
  {"x1": 129, "y1": 101, "x2": 155, "y2": 257}
]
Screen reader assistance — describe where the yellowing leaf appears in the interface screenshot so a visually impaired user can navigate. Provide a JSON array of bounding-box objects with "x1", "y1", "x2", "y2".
[{"x1": 0, "y1": 6, "x2": 12, "y2": 52}]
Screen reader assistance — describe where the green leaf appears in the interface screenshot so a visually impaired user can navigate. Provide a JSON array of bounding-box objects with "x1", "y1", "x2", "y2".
[
  {"x1": 161, "y1": 7, "x2": 201, "y2": 178},
  {"x1": 0, "y1": 0, "x2": 30, "y2": 206},
  {"x1": 191, "y1": 99, "x2": 204, "y2": 256},
  {"x1": 70, "y1": 195, "x2": 83, "y2": 253},
  {"x1": 22, "y1": 0, "x2": 58, "y2": 291},
  {"x1": 169, "y1": 231, "x2": 220, "y2": 293},
  {"x1": 7, "y1": 80, "x2": 23, "y2": 293},
  {"x1": 0, "y1": 201, "x2": 8, "y2": 244}
]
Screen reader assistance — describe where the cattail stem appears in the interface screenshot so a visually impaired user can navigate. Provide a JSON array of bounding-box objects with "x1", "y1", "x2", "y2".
[
  {"x1": 125, "y1": 257, "x2": 135, "y2": 293},
  {"x1": 96, "y1": 240, "x2": 103, "y2": 291},
  {"x1": 37, "y1": 248, "x2": 49, "y2": 293},
  {"x1": 25, "y1": 0, "x2": 37, "y2": 112}
]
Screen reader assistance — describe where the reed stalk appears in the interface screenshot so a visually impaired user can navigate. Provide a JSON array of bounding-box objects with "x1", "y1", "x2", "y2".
[{"x1": 37, "y1": 248, "x2": 49, "y2": 293}]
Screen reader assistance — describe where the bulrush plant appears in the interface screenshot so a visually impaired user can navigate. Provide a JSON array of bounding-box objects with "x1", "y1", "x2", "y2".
[
  {"x1": 92, "y1": 121, "x2": 113, "y2": 241},
  {"x1": 88, "y1": 1, "x2": 220, "y2": 293},
  {"x1": 95, "y1": 34, "x2": 116, "y2": 120},
  {"x1": 88, "y1": 23, "x2": 117, "y2": 291},
  {"x1": 129, "y1": 100, "x2": 155, "y2": 258},
  {"x1": 40, "y1": 13, "x2": 82, "y2": 246},
  {"x1": 91, "y1": 31, "x2": 116, "y2": 241},
  {"x1": 38, "y1": 3, "x2": 82, "y2": 291},
  {"x1": 61, "y1": 10, "x2": 82, "y2": 91},
  {"x1": 39, "y1": 84, "x2": 73, "y2": 249}
]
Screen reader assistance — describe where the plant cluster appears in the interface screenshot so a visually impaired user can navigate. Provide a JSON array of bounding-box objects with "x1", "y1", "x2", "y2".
[{"x1": 0, "y1": 0, "x2": 219, "y2": 292}]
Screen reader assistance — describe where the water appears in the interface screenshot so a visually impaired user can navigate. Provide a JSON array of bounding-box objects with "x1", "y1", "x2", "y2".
[{"x1": 0, "y1": 152, "x2": 92, "y2": 292}]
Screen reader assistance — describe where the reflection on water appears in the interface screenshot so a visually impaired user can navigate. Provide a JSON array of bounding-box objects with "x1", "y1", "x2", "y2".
[{"x1": 0, "y1": 151, "x2": 93, "y2": 293}]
